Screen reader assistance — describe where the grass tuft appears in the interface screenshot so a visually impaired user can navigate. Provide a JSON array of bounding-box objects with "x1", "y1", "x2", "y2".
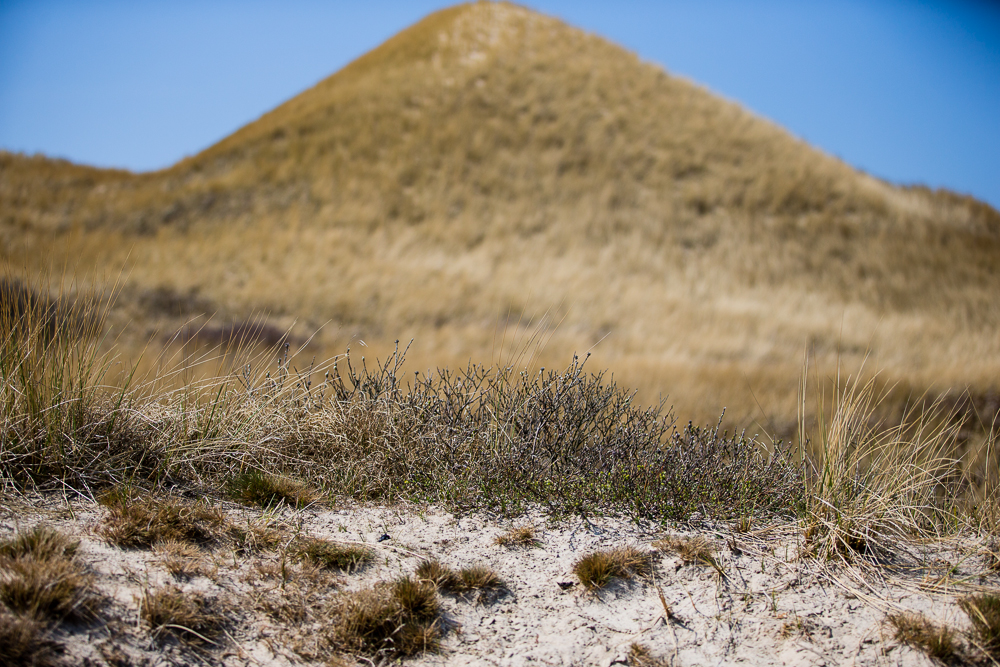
[
  {"x1": 414, "y1": 559, "x2": 502, "y2": 594},
  {"x1": 291, "y1": 537, "x2": 374, "y2": 571},
  {"x1": 324, "y1": 575, "x2": 441, "y2": 658},
  {"x1": 99, "y1": 494, "x2": 226, "y2": 549},
  {"x1": 888, "y1": 612, "x2": 961, "y2": 664},
  {"x1": 628, "y1": 642, "x2": 668, "y2": 667},
  {"x1": 0, "y1": 525, "x2": 100, "y2": 623},
  {"x1": 139, "y1": 585, "x2": 227, "y2": 646},
  {"x1": 960, "y1": 593, "x2": 1000, "y2": 659},
  {"x1": 0, "y1": 525, "x2": 78, "y2": 562},
  {"x1": 494, "y1": 525, "x2": 539, "y2": 547},
  {"x1": 457, "y1": 565, "x2": 504, "y2": 592},
  {"x1": 573, "y1": 546, "x2": 651, "y2": 591},
  {"x1": 800, "y1": 372, "x2": 964, "y2": 563},
  {"x1": 653, "y1": 535, "x2": 724, "y2": 575},
  {"x1": 0, "y1": 554, "x2": 100, "y2": 622},
  {"x1": 229, "y1": 521, "x2": 289, "y2": 555},
  {"x1": 414, "y1": 559, "x2": 460, "y2": 590},
  {"x1": 0, "y1": 612, "x2": 61, "y2": 667},
  {"x1": 155, "y1": 540, "x2": 212, "y2": 580},
  {"x1": 226, "y1": 471, "x2": 320, "y2": 509}
]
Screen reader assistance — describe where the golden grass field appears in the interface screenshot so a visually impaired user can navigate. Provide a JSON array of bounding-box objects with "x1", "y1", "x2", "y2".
[{"x1": 2, "y1": 0, "x2": 999, "y2": 439}]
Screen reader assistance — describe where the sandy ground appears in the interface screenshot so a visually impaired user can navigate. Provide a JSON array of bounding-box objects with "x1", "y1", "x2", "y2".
[{"x1": 1, "y1": 495, "x2": 993, "y2": 666}]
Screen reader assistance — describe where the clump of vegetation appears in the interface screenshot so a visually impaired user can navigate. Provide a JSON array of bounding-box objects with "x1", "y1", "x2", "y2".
[
  {"x1": 653, "y1": 535, "x2": 718, "y2": 567},
  {"x1": 290, "y1": 537, "x2": 374, "y2": 572},
  {"x1": 414, "y1": 559, "x2": 502, "y2": 595},
  {"x1": 226, "y1": 470, "x2": 320, "y2": 509},
  {"x1": 0, "y1": 525, "x2": 78, "y2": 561},
  {"x1": 573, "y1": 546, "x2": 651, "y2": 591},
  {"x1": 801, "y1": 373, "x2": 965, "y2": 564},
  {"x1": 628, "y1": 642, "x2": 669, "y2": 667},
  {"x1": 495, "y1": 525, "x2": 539, "y2": 547},
  {"x1": 0, "y1": 525, "x2": 101, "y2": 623},
  {"x1": 414, "y1": 559, "x2": 460, "y2": 590},
  {"x1": 888, "y1": 612, "x2": 961, "y2": 664},
  {"x1": 2, "y1": 282, "x2": 806, "y2": 526},
  {"x1": 139, "y1": 586, "x2": 227, "y2": 646},
  {"x1": 155, "y1": 540, "x2": 212, "y2": 580},
  {"x1": 960, "y1": 593, "x2": 1000, "y2": 660},
  {"x1": 99, "y1": 494, "x2": 226, "y2": 549},
  {"x1": 456, "y1": 564, "x2": 504, "y2": 593},
  {"x1": 323, "y1": 576, "x2": 442, "y2": 659},
  {"x1": 0, "y1": 557, "x2": 100, "y2": 622},
  {"x1": 229, "y1": 521, "x2": 288, "y2": 555},
  {"x1": 0, "y1": 612, "x2": 61, "y2": 667}
]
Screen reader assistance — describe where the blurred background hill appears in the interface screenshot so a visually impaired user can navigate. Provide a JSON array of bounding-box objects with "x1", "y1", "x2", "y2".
[{"x1": 2, "y1": 1, "x2": 999, "y2": 437}]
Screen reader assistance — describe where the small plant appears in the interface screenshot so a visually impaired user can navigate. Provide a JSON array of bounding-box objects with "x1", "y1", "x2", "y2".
[
  {"x1": 0, "y1": 525, "x2": 78, "y2": 562},
  {"x1": 888, "y1": 612, "x2": 960, "y2": 663},
  {"x1": 99, "y1": 494, "x2": 226, "y2": 549},
  {"x1": 960, "y1": 593, "x2": 1000, "y2": 659},
  {"x1": 494, "y1": 525, "x2": 539, "y2": 547},
  {"x1": 653, "y1": 535, "x2": 718, "y2": 567},
  {"x1": 628, "y1": 642, "x2": 668, "y2": 667},
  {"x1": 573, "y1": 546, "x2": 651, "y2": 591},
  {"x1": 155, "y1": 540, "x2": 211, "y2": 579},
  {"x1": 414, "y1": 559, "x2": 503, "y2": 594},
  {"x1": 229, "y1": 521, "x2": 288, "y2": 554},
  {"x1": 801, "y1": 373, "x2": 963, "y2": 564},
  {"x1": 414, "y1": 559, "x2": 460, "y2": 590},
  {"x1": 457, "y1": 564, "x2": 504, "y2": 592},
  {"x1": 139, "y1": 586, "x2": 227, "y2": 646},
  {"x1": 323, "y1": 576, "x2": 442, "y2": 658},
  {"x1": 0, "y1": 555, "x2": 100, "y2": 622},
  {"x1": 0, "y1": 612, "x2": 61, "y2": 667},
  {"x1": 0, "y1": 526, "x2": 101, "y2": 622},
  {"x1": 734, "y1": 516, "x2": 753, "y2": 533},
  {"x1": 291, "y1": 537, "x2": 374, "y2": 571},
  {"x1": 226, "y1": 471, "x2": 320, "y2": 508}
]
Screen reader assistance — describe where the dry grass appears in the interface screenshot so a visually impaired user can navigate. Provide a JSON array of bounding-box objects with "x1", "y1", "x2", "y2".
[
  {"x1": 457, "y1": 565, "x2": 504, "y2": 592},
  {"x1": 573, "y1": 546, "x2": 651, "y2": 591},
  {"x1": 414, "y1": 559, "x2": 503, "y2": 595},
  {"x1": 984, "y1": 540, "x2": 1000, "y2": 573},
  {"x1": 0, "y1": 525, "x2": 101, "y2": 623},
  {"x1": 99, "y1": 494, "x2": 227, "y2": 549},
  {"x1": 290, "y1": 537, "x2": 374, "y2": 572},
  {"x1": 0, "y1": 612, "x2": 61, "y2": 667},
  {"x1": 323, "y1": 576, "x2": 442, "y2": 659},
  {"x1": 888, "y1": 612, "x2": 961, "y2": 664},
  {"x1": 960, "y1": 593, "x2": 1000, "y2": 660},
  {"x1": 155, "y1": 540, "x2": 212, "y2": 580},
  {"x1": 0, "y1": 525, "x2": 78, "y2": 562},
  {"x1": 229, "y1": 521, "x2": 289, "y2": 555},
  {"x1": 139, "y1": 585, "x2": 227, "y2": 646},
  {"x1": 226, "y1": 471, "x2": 321, "y2": 509},
  {"x1": 494, "y1": 525, "x2": 539, "y2": 547},
  {"x1": 653, "y1": 536, "x2": 720, "y2": 569},
  {"x1": 0, "y1": 557, "x2": 101, "y2": 622},
  {"x1": 628, "y1": 642, "x2": 669, "y2": 667},
  {"x1": 800, "y1": 371, "x2": 967, "y2": 564},
  {"x1": 2, "y1": 1, "x2": 999, "y2": 443}
]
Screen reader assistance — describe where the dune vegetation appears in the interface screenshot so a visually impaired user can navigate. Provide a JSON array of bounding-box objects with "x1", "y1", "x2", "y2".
[
  {"x1": 1, "y1": 2, "x2": 998, "y2": 444},
  {"x1": 2, "y1": 4, "x2": 1000, "y2": 662}
]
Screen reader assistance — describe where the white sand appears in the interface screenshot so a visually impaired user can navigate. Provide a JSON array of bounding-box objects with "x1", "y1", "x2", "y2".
[{"x1": 1, "y1": 495, "x2": 990, "y2": 666}]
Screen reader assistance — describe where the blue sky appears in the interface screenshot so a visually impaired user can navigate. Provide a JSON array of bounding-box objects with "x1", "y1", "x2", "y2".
[{"x1": 1, "y1": 0, "x2": 998, "y2": 209}]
